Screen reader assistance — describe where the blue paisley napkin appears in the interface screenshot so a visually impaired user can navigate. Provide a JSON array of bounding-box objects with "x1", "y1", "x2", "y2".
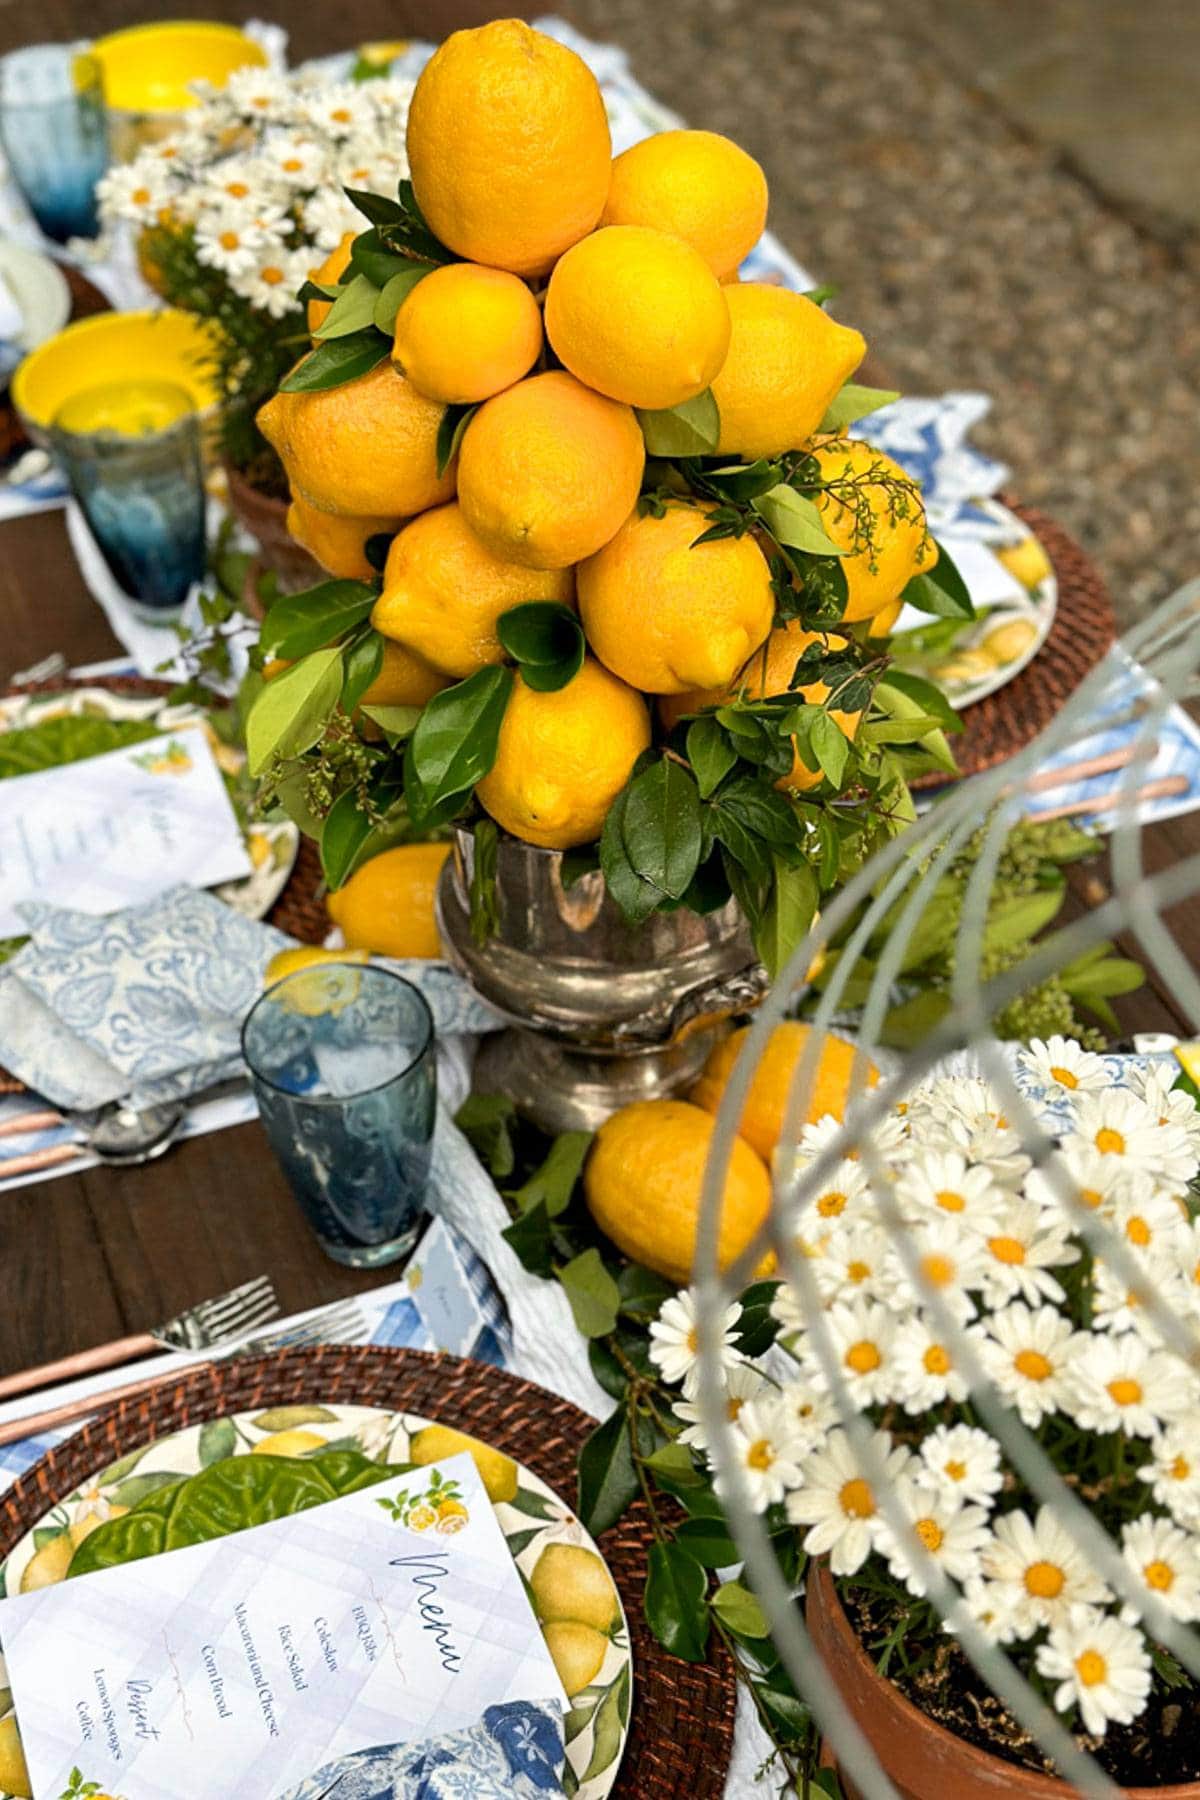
[{"x1": 279, "y1": 1698, "x2": 565, "y2": 1800}]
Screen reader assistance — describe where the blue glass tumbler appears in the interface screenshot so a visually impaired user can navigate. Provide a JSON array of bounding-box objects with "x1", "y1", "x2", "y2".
[
  {"x1": 0, "y1": 46, "x2": 109, "y2": 242},
  {"x1": 242, "y1": 964, "x2": 437, "y2": 1268}
]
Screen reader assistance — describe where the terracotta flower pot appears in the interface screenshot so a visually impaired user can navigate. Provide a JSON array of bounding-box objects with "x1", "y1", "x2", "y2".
[
  {"x1": 807, "y1": 1562, "x2": 1200, "y2": 1799},
  {"x1": 223, "y1": 461, "x2": 323, "y2": 594}
]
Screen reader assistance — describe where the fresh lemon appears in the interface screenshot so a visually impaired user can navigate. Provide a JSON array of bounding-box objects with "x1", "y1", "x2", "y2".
[
  {"x1": 545, "y1": 224, "x2": 731, "y2": 411},
  {"x1": 371, "y1": 502, "x2": 575, "y2": 679},
  {"x1": 18, "y1": 1531, "x2": 74, "y2": 1591},
  {"x1": 306, "y1": 230, "x2": 354, "y2": 336},
  {"x1": 584, "y1": 1098, "x2": 771, "y2": 1286},
  {"x1": 409, "y1": 1424, "x2": 519, "y2": 1504},
  {"x1": 0, "y1": 1715, "x2": 30, "y2": 1798},
  {"x1": 602, "y1": 128, "x2": 768, "y2": 280},
  {"x1": 252, "y1": 1428, "x2": 327, "y2": 1457},
  {"x1": 808, "y1": 438, "x2": 938, "y2": 621},
  {"x1": 264, "y1": 947, "x2": 371, "y2": 1016},
  {"x1": 530, "y1": 1543, "x2": 620, "y2": 1634},
  {"x1": 359, "y1": 639, "x2": 449, "y2": 711},
  {"x1": 996, "y1": 534, "x2": 1053, "y2": 592},
  {"x1": 711, "y1": 284, "x2": 866, "y2": 458},
  {"x1": 475, "y1": 662, "x2": 650, "y2": 851},
  {"x1": 405, "y1": 19, "x2": 611, "y2": 277},
  {"x1": 692, "y1": 1021, "x2": 878, "y2": 1163},
  {"x1": 577, "y1": 500, "x2": 773, "y2": 694},
  {"x1": 457, "y1": 371, "x2": 644, "y2": 570},
  {"x1": 325, "y1": 843, "x2": 452, "y2": 960},
  {"x1": 286, "y1": 490, "x2": 403, "y2": 582},
  {"x1": 257, "y1": 358, "x2": 456, "y2": 519},
  {"x1": 542, "y1": 1620, "x2": 609, "y2": 1699},
  {"x1": 392, "y1": 262, "x2": 543, "y2": 405}
]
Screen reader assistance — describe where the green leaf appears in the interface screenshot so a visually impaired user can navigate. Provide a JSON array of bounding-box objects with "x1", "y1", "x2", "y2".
[
  {"x1": 902, "y1": 537, "x2": 975, "y2": 620},
  {"x1": 279, "y1": 329, "x2": 391, "y2": 393},
  {"x1": 982, "y1": 887, "x2": 1065, "y2": 955},
  {"x1": 601, "y1": 786, "x2": 665, "y2": 925},
  {"x1": 622, "y1": 757, "x2": 703, "y2": 899},
  {"x1": 559, "y1": 1248, "x2": 621, "y2": 1338},
  {"x1": 698, "y1": 459, "x2": 782, "y2": 503},
  {"x1": 198, "y1": 1417, "x2": 237, "y2": 1467},
  {"x1": 868, "y1": 678, "x2": 958, "y2": 773},
  {"x1": 686, "y1": 715, "x2": 737, "y2": 799},
  {"x1": 374, "y1": 264, "x2": 431, "y2": 332},
  {"x1": 644, "y1": 1442, "x2": 704, "y2": 1491},
  {"x1": 436, "y1": 401, "x2": 477, "y2": 476},
  {"x1": 636, "y1": 389, "x2": 720, "y2": 455},
  {"x1": 349, "y1": 227, "x2": 414, "y2": 288},
  {"x1": 875, "y1": 670, "x2": 963, "y2": 735},
  {"x1": 405, "y1": 665, "x2": 513, "y2": 822},
  {"x1": 511, "y1": 1131, "x2": 592, "y2": 1218},
  {"x1": 341, "y1": 630, "x2": 385, "y2": 714},
  {"x1": 501, "y1": 1197, "x2": 556, "y2": 1279},
  {"x1": 753, "y1": 485, "x2": 846, "y2": 557},
  {"x1": 359, "y1": 702, "x2": 422, "y2": 741},
  {"x1": 321, "y1": 780, "x2": 403, "y2": 891},
  {"x1": 734, "y1": 1280, "x2": 782, "y2": 1357},
  {"x1": 644, "y1": 1542, "x2": 710, "y2": 1662},
  {"x1": 246, "y1": 647, "x2": 343, "y2": 775},
  {"x1": 497, "y1": 602, "x2": 585, "y2": 692},
  {"x1": 260, "y1": 579, "x2": 377, "y2": 661},
  {"x1": 880, "y1": 988, "x2": 953, "y2": 1049},
  {"x1": 582, "y1": 1663, "x2": 631, "y2": 1783},
  {"x1": 455, "y1": 1092, "x2": 517, "y2": 1180},
  {"x1": 314, "y1": 272, "x2": 382, "y2": 340},
  {"x1": 1061, "y1": 956, "x2": 1145, "y2": 1001},
  {"x1": 616, "y1": 1262, "x2": 677, "y2": 1322},
  {"x1": 817, "y1": 382, "x2": 899, "y2": 433},
  {"x1": 808, "y1": 709, "x2": 851, "y2": 786},
  {"x1": 344, "y1": 187, "x2": 408, "y2": 228},
  {"x1": 588, "y1": 1338, "x2": 631, "y2": 1401},
  {"x1": 577, "y1": 1407, "x2": 640, "y2": 1536},
  {"x1": 712, "y1": 1579, "x2": 771, "y2": 1638},
  {"x1": 755, "y1": 854, "x2": 819, "y2": 980},
  {"x1": 675, "y1": 1516, "x2": 739, "y2": 1568}
]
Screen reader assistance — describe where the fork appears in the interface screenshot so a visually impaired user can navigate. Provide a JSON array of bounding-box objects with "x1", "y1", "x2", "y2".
[
  {"x1": 0, "y1": 1275, "x2": 280, "y2": 1402},
  {"x1": 0, "y1": 1299, "x2": 368, "y2": 1447}
]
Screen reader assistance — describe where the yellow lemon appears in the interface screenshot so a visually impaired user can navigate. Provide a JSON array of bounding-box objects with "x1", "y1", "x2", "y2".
[
  {"x1": 325, "y1": 842, "x2": 451, "y2": 960},
  {"x1": 457, "y1": 371, "x2": 644, "y2": 570},
  {"x1": 692, "y1": 1021, "x2": 878, "y2": 1164},
  {"x1": 18, "y1": 1532, "x2": 75, "y2": 1592},
  {"x1": 371, "y1": 502, "x2": 575, "y2": 679},
  {"x1": 980, "y1": 617, "x2": 1040, "y2": 665},
  {"x1": 660, "y1": 623, "x2": 861, "y2": 791},
  {"x1": 542, "y1": 1621, "x2": 609, "y2": 1699},
  {"x1": 359, "y1": 639, "x2": 449, "y2": 710},
  {"x1": 475, "y1": 662, "x2": 650, "y2": 851},
  {"x1": 406, "y1": 19, "x2": 611, "y2": 277},
  {"x1": 867, "y1": 597, "x2": 903, "y2": 637},
  {"x1": 602, "y1": 128, "x2": 768, "y2": 280},
  {"x1": 407, "y1": 1502, "x2": 439, "y2": 1532},
  {"x1": 392, "y1": 262, "x2": 543, "y2": 405},
  {"x1": 0, "y1": 1715, "x2": 30, "y2": 1798},
  {"x1": 808, "y1": 438, "x2": 938, "y2": 621},
  {"x1": 545, "y1": 225, "x2": 731, "y2": 411},
  {"x1": 409, "y1": 1424, "x2": 519, "y2": 1504},
  {"x1": 306, "y1": 230, "x2": 355, "y2": 335},
  {"x1": 530, "y1": 1543, "x2": 620, "y2": 1634},
  {"x1": 252, "y1": 1428, "x2": 327, "y2": 1458},
  {"x1": 265, "y1": 946, "x2": 370, "y2": 984},
  {"x1": 584, "y1": 1098, "x2": 771, "y2": 1286},
  {"x1": 436, "y1": 1498, "x2": 470, "y2": 1534},
  {"x1": 258, "y1": 358, "x2": 456, "y2": 519},
  {"x1": 996, "y1": 534, "x2": 1053, "y2": 592},
  {"x1": 934, "y1": 649, "x2": 995, "y2": 683},
  {"x1": 577, "y1": 500, "x2": 773, "y2": 694},
  {"x1": 711, "y1": 284, "x2": 866, "y2": 458},
  {"x1": 286, "y1": 490, "x2": 403, "y2": 582}
]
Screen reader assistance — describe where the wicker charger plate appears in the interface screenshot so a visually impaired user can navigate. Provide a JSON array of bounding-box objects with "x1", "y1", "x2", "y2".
[{"x1": 0, "y1": 1345, "x2": 738, "y2": 1799}]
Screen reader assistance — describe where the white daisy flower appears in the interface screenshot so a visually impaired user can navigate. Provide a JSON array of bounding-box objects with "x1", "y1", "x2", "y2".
[
  {"x1": 1025, "y1": 1142, "x2": 1135, "y2": 1221},
  {"x1": 194, "y1": 210, "x2": 273, "y2": 277},
  {"x1": 338, "y1": 141, "x2": 410, "y2": 192},
  {"x1": 1110, "y1": 1184, "x2": 1191, "y2": 1260},
  {"x1": 303, "y1": 83, "x2": 370, "y2": 139},
  {"x1": 1128, "y1": 1064, "x2": 1200, "y2": 1159},
  {"x1": 1066, "y1": 1333, "x2": 1194, "y2": 1438},
  {"x1": 1120, "y1": 1514, "x2": 1200, "y2": 1623},
  {"x1": 202, "y1": 156, "x2": 273, "y2": 209},
  {"x1": 892, "y1": 1315, "x2": 978, "y2": 1414},
  {"x1": 908, "y1": 1077, "x2": 1029, "y2": 1182},
  {"x1": 1090, "y1": 1255, "x2": 1197, "y2": 1345},
  {"x1": 878, "y1": 1477, "x2": 991, "y2": 1597},
  {"x1": 673, "y1": 1361, "x2": 767, "y2": 1452},
  {"x1": 977, "y1": 1198, "x2": 1079, "y2": 1307},
  {"x1": 772, "y1": 1376, "x2": 838, "y2": 1453},
  {"x1": 230, "y1": 246, "x2": 310, "y2": 319},
  {"x1": 980, "y1": 1506, "x2": 1111, "y2": 1637},
  {"x1": 303, "y1": 187, "x2": 364, "y2": 250},
  {"x1": 263, "y1": 135, "x2": 326, "y2": 188},
  {"x1": 1139, "y1": 1426, "x2": 1200, "y2": 1524},
  {"x1": 770, "y1": 1281, "x2": 819, "y2": 1342},
  {"x1": 982, "y1": 1302, "x2": 1081, "y2": 1427},
  {"x1": 647, "y1": 1289, "x2": 743, "y2": 1393},
  {"x1": 916, "y1": 1423, "x2": 1004, "y2": 1509},
  {"x1": 1067, "y1": 1088, "x2": 1196, "y2": 1185},
  {"x1": 787, "y1": 1428, "x2": 914, "y2": 1575},
  {"x1": 1020, "y1": 1034, "x2": 1110, "y2": 1096},
  {"x1": 946, "y1": 1573, "x2": 1021, "y2": 1645},
  {"x1": 226, "y1": 67, "x2": 294, "y2": 118},
  {"x1": 894, "y1": 1146, "x2": 1007, "y2": 1235},
  {"x1": 811, "y1": 1226, "x2": 896, "y2": 1305},
  {"x1": 715, "y1": 1395, "x2": 806, "y2": 1512},
  {"x1": 97, "y1": 158, "x2": 177, "y2": 226},
  {"x1": 788, "y1": 1158, "x2": 871, "y2": 1229},
  {"x1": 364, "y1": 76, "x2": 416, "y2": 120},
  {"x1": 1035, "y1": 1607, "x2": 1151, "y2": 1737},
  {"x1": 892, "y1": 1219, "x2": 987, "y2": 1322},
  {"x1": 805, "y1": 1296, "x2": 900, "y2": 1407},
  {"x1": 793, "y1": 1108, "x2": 906, "y2": 1169}
]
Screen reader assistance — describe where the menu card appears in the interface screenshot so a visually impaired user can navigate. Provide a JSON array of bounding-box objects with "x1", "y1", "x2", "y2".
[
  {"x1": 0, "y1": 729, "x2": 252, "y2": 936},
  {"x1": 0, "y1": 1455, "x2": 566, "y2": 1800}
]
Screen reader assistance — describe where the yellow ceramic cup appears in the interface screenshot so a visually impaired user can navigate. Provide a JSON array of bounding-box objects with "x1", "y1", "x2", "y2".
[
  {"x1": 12, "y1": 309, "x2": 221, "y2": 447},
  {"x1": 93, "y1": 22, "x2": 268, "y2": 161}
]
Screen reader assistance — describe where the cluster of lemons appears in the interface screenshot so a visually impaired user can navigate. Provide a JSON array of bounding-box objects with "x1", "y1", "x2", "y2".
[{"x1": 258, "y1": 18, "x2": 936, "y2": 854}]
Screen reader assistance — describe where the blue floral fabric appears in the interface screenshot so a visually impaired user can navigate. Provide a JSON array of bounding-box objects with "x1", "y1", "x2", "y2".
[{"x1": 278, "y1": 1698, "x2": 565, "y2": 1800}]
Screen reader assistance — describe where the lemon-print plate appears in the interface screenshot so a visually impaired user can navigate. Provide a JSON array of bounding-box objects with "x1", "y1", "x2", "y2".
[{"x1": 0, "y1": 1403, "x2": 632, "y2": 1800}]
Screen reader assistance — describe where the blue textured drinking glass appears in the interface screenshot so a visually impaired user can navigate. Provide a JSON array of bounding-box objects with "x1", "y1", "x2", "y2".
[
  {"x1": 51, "y1": 381, "x2": 207, "y2": 619},
  {"x1": 0, "y1": 46, "x2": 109, "y2": 242},
  {"x1": 242, "y1": 964, "x2": 437, "y2": 1268}
]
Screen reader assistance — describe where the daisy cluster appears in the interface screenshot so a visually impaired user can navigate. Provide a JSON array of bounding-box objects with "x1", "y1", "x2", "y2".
[
  {"x1": 97, "y1": 66, "x2": 414, "y2": 318},
  {"x1": 648, "y1": 1037, "x2": 1200, "y2": 1740}
]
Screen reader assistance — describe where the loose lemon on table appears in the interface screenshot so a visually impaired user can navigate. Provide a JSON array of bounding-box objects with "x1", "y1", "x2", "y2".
[
  {"x1": 405, "y1": 18, "x2": 611, "y2": 277},
  {"x1": 692, "y1": 1021, "x2": 878, "y2": 1164},
  {"x1": 807, "y1": 438, "x2": 938, "y2": 622},
  {"x1": 602, "y1": 128, "x2": 768, "y2": 281},
  {"x1": 263, "y1": 948, "x2": 371, "y2": 1018},
  {"x1": 661, "y1": 623, "x2": 862, "y2": 793},
  {"x1": 409, "y1": 1423, "x2": 519, "y2": 1504},
  {"x1": 530, "y1": 1543, "x2": 620, "y2": 1634},
  {"x1": 711, "y1": 284, "x2": 866, "y2": 459},
  {"x1": 285, "y1": 490, "x2": 403, "y2": 582},
  {"x1": 257, "y1": 358, "x2": 455, "y2": 519},
  {"x1": 371, "y1": 501, "x2": 575, "y2": 679},
  {"x1": 306, "y1": 230, "x2": 355, "y2": 335},
  {"x1": 0, "y1": 1715, "x2": 30, "y2": 1799},
  {"x1": 358, "y1": 639, "x2": 449, "y2": 711},
  {"x1": 545, "y1": 224, "x2": 731, "y2": 411},
  {"x1": 476, "y1": 661, "x2": 650, "y2": 851},
  {"x1": 391, "y1": 262, "x2": 543, "y2": 405},
  {"x1": 584, "y1": 1098, "x2": 771, "y2": 1286},
  {"x1": 456, "y1": 371, "x2": 644, "y2": 570},
  {"x1": 542, "y1": 1620, "x2": 609, "y2": 1699},
  {"x1": 577, "y1": 500, "x2": 773, "y2": 694},
  {"x1": 251, "y1": 1428, "x2": 328, "y2": 1458},
  {"x1": 996, "y1": 533, "x2": 1053, "y2": 592},
  {"x1": 325, "y1": 843, "x2": 452, "y2": 960}
]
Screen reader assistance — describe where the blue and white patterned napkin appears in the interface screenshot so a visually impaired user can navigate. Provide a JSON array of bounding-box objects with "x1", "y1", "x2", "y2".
[{"x1": 280, "y1": 1698, "x2": 565, "y2": 1800}]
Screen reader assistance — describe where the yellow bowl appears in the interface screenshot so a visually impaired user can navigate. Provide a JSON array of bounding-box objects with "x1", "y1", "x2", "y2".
[
  {"x1": 12, "y1": 310, "x2": 222, "y2": 446},
  {"x1": 93, "y1": 21, "x2": 267, "y2": 114}
]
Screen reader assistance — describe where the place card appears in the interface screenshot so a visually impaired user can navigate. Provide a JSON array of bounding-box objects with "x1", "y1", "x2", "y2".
[
  {"x1": 0, "y1": 1454, "x2": 565, "y2": 1800},
  {"x1": 0, "y1": 727, "x2": 252, "y2": 936}
]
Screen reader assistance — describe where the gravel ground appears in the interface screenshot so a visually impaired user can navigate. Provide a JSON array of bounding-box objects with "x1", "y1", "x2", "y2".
[{"x1": 563, "y1": 0, "x2": 1200, "y2": 623}]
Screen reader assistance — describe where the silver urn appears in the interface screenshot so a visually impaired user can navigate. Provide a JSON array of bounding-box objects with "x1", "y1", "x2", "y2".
[{"x1": 436, "y1": 825, "x2": 766, "y2": 1132}]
